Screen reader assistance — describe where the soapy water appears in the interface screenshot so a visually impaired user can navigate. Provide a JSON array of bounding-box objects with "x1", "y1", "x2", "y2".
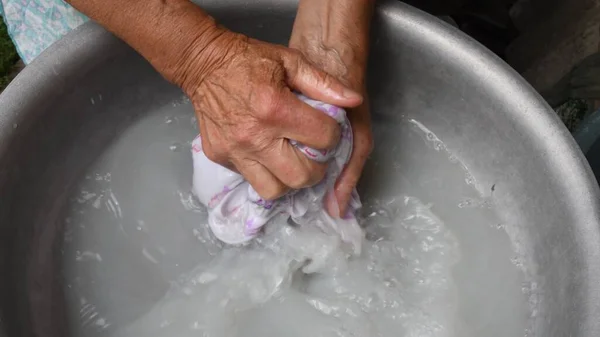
[
  {"x1": 104, "y1": 196, "x2": 459, "y2": 337},
  {"x1": 60, "y1": 97, "x2": 532, "y2": 337}
]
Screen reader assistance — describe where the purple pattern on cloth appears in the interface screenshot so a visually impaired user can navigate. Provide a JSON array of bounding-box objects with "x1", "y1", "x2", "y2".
[
  {"x1": 255, "y1": 198, "x2": 275, "y2": 210},
  {"x1": 191, "y1": 94, "x2": 363, "y2": 252},
  {"x1": 208, "y1": 186, "x2": 232, "y2": 208}
]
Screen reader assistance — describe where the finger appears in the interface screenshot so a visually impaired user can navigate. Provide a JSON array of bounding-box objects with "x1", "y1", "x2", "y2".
[
  {"x1": 259, "y1": 139, "x2": 328, "y2": 190},
  {"x1": 273, "y1": 90, "x2": 342, "y2": 150},
  {"x1": 235, "y1": 158, "x2": 289, "y2": 201},
  {"x1": 327, "y1": 105, "x2": 373, "y2": 217},
  {"x1": 283, "y1": 53, "x2": 363, "y2": 108},
  {"x1": 329, "y1": 137, "x2": 370, "y2": 217}
]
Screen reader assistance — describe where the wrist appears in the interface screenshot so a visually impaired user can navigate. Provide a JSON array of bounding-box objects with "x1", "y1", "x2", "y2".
[
  {"x1": 292, "y1": 39, "x2": 366, "y2": 91},
  {"x1": 143, "y1": 3, "x2": 245, "y2": 96},
  {"x1": 66, "y1": 0, "x2": 232, "y2": 92},
  {"x1": 166, "y1": 24, "x2": 244, "y2": 96},
  {"x1": 290, "y1": 0, "x2": 374, "y2": 90}
]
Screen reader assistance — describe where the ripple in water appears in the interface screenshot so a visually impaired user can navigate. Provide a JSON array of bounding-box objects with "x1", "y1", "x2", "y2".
[
  {"x1": 112, "y1": 195, "x2": 459, "y2": 337},
  {"x1": 60, "y1": 100, "x2": 530, "y2": 337}
]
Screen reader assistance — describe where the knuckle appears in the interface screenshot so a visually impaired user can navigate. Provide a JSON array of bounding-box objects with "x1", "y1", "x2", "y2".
[
  {"x1": 323, "y1": 123, "x2": 342, "y2": 149},
  {"x1": 287, "y1": 48, "x2": 302, "y2": 59},
  {"x1": 320, "y1": 72, "x2": 334, "y2": 88},
  {"x1": 363, "y1": 133, "x2": 375, "y2": 155},
  {"x1": 289, "y1": 163, "x2": 325, "y2": 189},
  {"x1": 258, "y1": 183, "x2": 287, "y2": 201},
  {"x1": 282, "y1": 49, "x2": 302, "y2": 67},
  {"x1": 288, "y1": 173, "x2": 311, "y2": 189},
  {"x1": 283, "y1": 52, "x2": 309, "y2": 83},
  {"x1": 233, "y1": 127, "x2": 255, "y2": 147},
  {"x1": 255, "y1": 86, "x2": 282, "y2": 121},
  {"x1": 310, "y1": 163, "x2": 328, "y2": 184},
  {"x1": 203, "y1": 146, "x2": 217, "y2": 162},
  {"x1": 338, "y1": 179, "x2": 356, "y2": 195},
  {"x1": 203, "y1": 143, "x2": 224, "y2": 164},
  {"x1": 293, "y1": 55, "x2": 307, "y2": 75}
]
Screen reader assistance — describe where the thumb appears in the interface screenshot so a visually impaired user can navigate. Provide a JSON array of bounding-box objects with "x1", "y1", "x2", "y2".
[{"x1": 284, "y1": 53, "x2": 363, "y2": 107}]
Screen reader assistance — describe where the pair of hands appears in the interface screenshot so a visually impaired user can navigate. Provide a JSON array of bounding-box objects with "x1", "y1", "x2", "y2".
[{"x1": 173, "y1": 6, "x2": 373, "y2": 218}]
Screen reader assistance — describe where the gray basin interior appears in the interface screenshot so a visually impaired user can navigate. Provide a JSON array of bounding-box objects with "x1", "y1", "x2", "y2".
[{"x1": 1, "y1": 1, "x2": 600, "y2": 336}]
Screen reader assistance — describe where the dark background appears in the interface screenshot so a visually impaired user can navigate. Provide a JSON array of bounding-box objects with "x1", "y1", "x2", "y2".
[{"x1": 404, "y1": 0, "x2": 519, "y2": 59}]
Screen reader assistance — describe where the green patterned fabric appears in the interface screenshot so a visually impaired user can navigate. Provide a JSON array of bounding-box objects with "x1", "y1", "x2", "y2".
[{"x1": 0, "y1": 0, "x2": 87, "y2": 64}]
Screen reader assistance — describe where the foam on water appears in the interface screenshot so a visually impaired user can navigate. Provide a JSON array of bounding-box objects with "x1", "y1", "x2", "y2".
[
  {"x1": 106, "y1": 195, "x2": 459, "y2": 337},
  {"x1": 60, "y1": 97, "x2": 532, "y2": 337}
]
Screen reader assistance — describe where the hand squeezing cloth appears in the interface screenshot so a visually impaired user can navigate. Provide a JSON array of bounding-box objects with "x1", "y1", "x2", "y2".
[{"x1": 192, "y1": 94, "x2": 363, "y2": 252}]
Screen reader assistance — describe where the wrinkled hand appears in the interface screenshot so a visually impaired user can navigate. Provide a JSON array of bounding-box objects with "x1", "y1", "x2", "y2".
[
  {"x1": 289, "y1": 1, "x2": 374, "y2": 218},
  {"x1": 174, "y1": 30, "x2": 363, "y2": 200}
]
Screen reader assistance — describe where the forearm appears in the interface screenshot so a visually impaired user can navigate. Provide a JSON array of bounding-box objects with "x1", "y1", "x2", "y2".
[
  {"x1": 65, "y1": 0, "x2": 235, "y2": 90},
  {"x1": 290, "y1": 0, "x2": 375, "y2": 88}
]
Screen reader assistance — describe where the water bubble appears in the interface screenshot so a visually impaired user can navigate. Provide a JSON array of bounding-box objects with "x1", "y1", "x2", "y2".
[
  {"x1": 465, "y1": 173, "x2": 475, "y2": 186},
  {"x1": 75, "y1": 251, "x2": 103, "y2": 262},
  {"x1": 457, "y1": 199, "x2": 473, "y2": 208},
  {"x1": 433, "y1": 142, "x2": 445, "y2": 151},
  {"x1": 76, "y1": 190, "x2": 96, "y2": 204},
  {"x1": 510, "y1": 256, "x2": 524, "y2": 269},
  {"x1": 95, "y1": 318, "x2": 110, "y2": 329},
  {"x1": 92, "y1": 195, "x2": 103, "y2": 209},
  {"x1": 521, "y1": 282, "x2": 530, "y2": 294},
  {"x1": 136, "y1": 220, "x2": 148, "y2": 232},
  {"x1": 530, "y1": 282, "x2": 538, "y2": 291},
  {"x1": 179, "y1": 191, "x2": 205, "y2": 213},
  {"x1": 94, "y1": 172, "x2": 111, "y2": 182},
  {"x1": 160, "y1": 320, "x2": 173, "y2": 328}
]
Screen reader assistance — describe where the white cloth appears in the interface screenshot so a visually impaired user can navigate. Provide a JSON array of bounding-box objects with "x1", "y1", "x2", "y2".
[{"x1": 192, "y1": 94, "x2": 363, "y2": 253}]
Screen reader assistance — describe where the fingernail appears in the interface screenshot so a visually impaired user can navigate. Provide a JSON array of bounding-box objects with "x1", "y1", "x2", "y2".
[
  {"x1": 341, "y1": 87, "x2": 362, "y2": 100},
  {"x1": 325, "y1": 190, "x2": 341, "y2": 218}
]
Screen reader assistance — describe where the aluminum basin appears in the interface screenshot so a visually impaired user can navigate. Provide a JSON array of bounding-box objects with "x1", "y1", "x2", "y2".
[{"x1": 1, "y1": 1, "x2": 599, "y2": 336}]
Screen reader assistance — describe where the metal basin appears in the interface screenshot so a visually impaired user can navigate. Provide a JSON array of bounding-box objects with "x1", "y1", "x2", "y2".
[{"x1": 1, "y1": 1, "x2": 600, "y2": 336}]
